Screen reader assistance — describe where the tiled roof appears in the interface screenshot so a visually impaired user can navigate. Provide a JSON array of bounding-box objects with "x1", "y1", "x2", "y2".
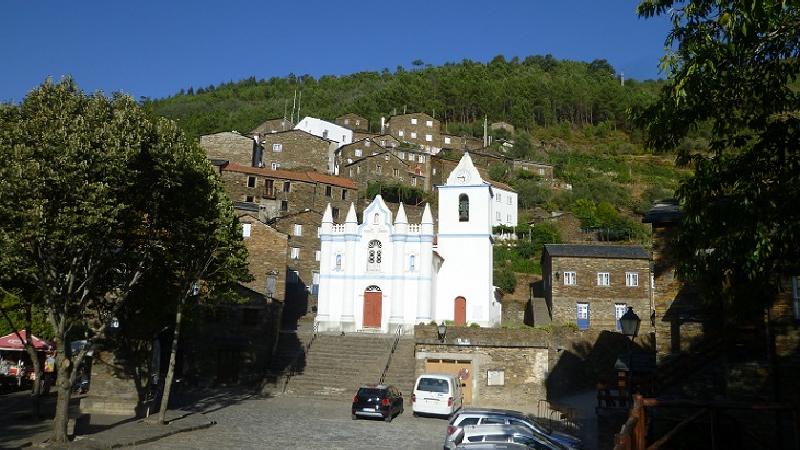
[
  {"x1": 222, "y1": 163, "x2": 357, "y2": 189},
  {"x1": 543, "y1": 244, "x2": 650, "y2": 260}
]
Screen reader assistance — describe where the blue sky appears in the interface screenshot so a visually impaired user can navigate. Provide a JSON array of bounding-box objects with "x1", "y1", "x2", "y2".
[{"x1": 1, "y1": 1, "x2": 672, "y2": 103}]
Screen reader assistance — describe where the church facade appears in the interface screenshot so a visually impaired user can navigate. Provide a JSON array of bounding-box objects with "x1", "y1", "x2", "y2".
[{"x1": 316, "y1": 153, "x2": 501, "y2": 333}]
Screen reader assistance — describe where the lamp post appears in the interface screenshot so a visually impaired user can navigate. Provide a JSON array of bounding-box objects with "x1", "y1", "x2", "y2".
[
  {"x1": 436, "y1": 321, "x2": 447, "y2": 343},
  {"x1": 617, "y1": 307, "x2": 641, "y2": 405}
]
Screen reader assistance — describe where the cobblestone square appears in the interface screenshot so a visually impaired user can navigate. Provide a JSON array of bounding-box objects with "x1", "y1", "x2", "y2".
[{"x1": 135, "y1": 395, "x2": 448, "y2": 450}]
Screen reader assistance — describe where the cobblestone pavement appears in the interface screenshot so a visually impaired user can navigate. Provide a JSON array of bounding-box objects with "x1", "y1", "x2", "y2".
[{"x1": 133, "y1": 395, "x2": 448, "y2": 450}]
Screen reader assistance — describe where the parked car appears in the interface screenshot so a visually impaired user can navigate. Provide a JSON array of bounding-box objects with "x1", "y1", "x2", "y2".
[
  {"x1": 455, "y1": 443, "x2": 530, "y2": 450},
  {"x1": 450, "y1": 424, "x2": 566, "y2": 450},
  {"x1": 444, "y1": 408, "x2": 580, "y2": 450},
  {"x1": 412, "y1": 373, "x2": 463, "y2": 417},
  {"x1": 351, "y1": 384, "x2": 404, "y2": 422}
]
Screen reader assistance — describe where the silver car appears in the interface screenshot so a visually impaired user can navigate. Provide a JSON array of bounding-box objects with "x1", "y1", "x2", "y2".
[
  {"x1": 450, "y1": 424, "x2": 565, "y2": 450},
  {"x1": 444, "y1": 408, "x2": 579, "y2": 450}
]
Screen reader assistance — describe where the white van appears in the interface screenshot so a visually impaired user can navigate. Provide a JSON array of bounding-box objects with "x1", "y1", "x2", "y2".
[{"x1": 411, "y1": 373, "x2": 463, "y2": 417}]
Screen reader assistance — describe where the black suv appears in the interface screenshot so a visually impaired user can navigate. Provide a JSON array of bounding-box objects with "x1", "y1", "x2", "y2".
[{"x1": 351, "y1": 384, "x2": 404, "y2": 422}]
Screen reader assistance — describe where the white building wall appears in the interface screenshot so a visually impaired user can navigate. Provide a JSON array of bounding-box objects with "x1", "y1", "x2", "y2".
[
  {"x1": 295, "y1": 117, "x2": 353, "y2": 148},
  {"x1": 491, "y1": 186, "x2": 518, "y2": 227}
]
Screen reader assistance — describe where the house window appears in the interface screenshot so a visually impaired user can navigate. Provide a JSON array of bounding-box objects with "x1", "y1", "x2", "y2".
[
  {"x1": 398, "y1": 151, "x2": 405, "y2": 159},
  {"x1": 247, "y1": 176, "x2": 256, "y2": 188},
  {"x1": 398, "y1": 130, "x2": 405, "y2": 137},
  {"x1": 576, "y1": 303, "x2": 590, "y2": 330},
  {"x1": 496, "y1": 212, "x2": 501, "y2": 221},
  {"x1": 322, "y1": 130, "x2": 329, "y2": 139},
  {"x1": 335, "y1": 254, "x2": 342, "y2": 271},
  {"x1": 411, "y1": 177, "x2": 417, "y2": 186},
  {"x1": 241, "y1": 223, "x2": 252, "y2": 238},
  {"x1": 507, "y1": 214, "x2": 511, "y2": 223},
  {"x1": 355, "y1": 120, "x2": 360, "y2": 126},
  {"x1": 410, "y1": 131, "x2": 417, "y2": 139},
  {"x1": 365, "y1": 140, "x2": 370, "y2": 147},
  {"x1": 341, "y1": 189, "x2": 347, "y2": 200},
  {"x1": 265, "y1": 179, "x2": 274, "y2": 197},
  {"x1": 283, "y1": 181, "x2": 291, "y2": 192},
  {"x1": 290, "y1": 247, "x2": 300, "y2": 260},
  {"x1": 597, "y1": 272, "x2": 610, "y2": 286},
  {"x1": 349, "y1": 168, "x2": 354, "y2": 177},
  {"x1": 367, "y1": 240, "x2": 382, "y2": 271},
  {"x1": 425, "y1": 134, "x2": 433, "y2": 142},
  {"x1": 373, "y1": 213, "x2": 379, "y2": 225},
  {"x1": 444, "y1": 137, "x2": 451, "y2": 145},
  {"x1": 376, "y1": 165, "x2": 382, "y2": 174},
  {"x1": 325, "y1": 186, "x2": 332, "y2": 197},
  {"x1": 497, "y1": 193, "x2": 502, "y2": 203},
  {"x1": 615, "y1": 303, "x2": 628, "y2": 331},
  {"x1": 381, "y1": 140, "x2": 386, "y2": 146},
  {"x1": 355, "y1": 148, "x2": 362, "y2": 157},
  {"x1": 626, "y1": 272, "x2": 639, "y2": 287},
  {"x1": 293, "y1": 224, "x2": 302, "y2": 236},
  {"x1": 432, "y1": 168, "x2": 437, "y2": 175},
  {"x1": 538, "y1": 168, "x2": 545, "y2": 176},
  {"x1": 244, "y1": 195, "x2": 254, "y2": 203},
  {"x1": 564, "y1": 271, "x2": 576, "y2": 285},
  {"x1": 411, "y1": 118, "x2": 417, "y2": 125},
  {"x1": 311, "y1": 271, "x2": 320, "y2": 296},
  {"x1": 459, "y1": 194, "x2": 469, "y2": 222},
  {"x1": 280, "y1": 201, "x2": 288, "y2": 212},
  {"x1": 507, "y1": 196, "x2": 512, "y2": 205},
  {"x1": 332, "y1": 207, "x2": 339, "y2": 219},
  {"x1": 407, "y1": 153, "x2": 414, "y2": 161},
  {"x1": 343, "y1": 118, "x2": 350, "y2": 124},
  {"x1": 425, "y1": 120, "x2": 433, "y2": 127},
  {"x1": 418, "y1": 155, "x2": 425, "y2": 163},
  {"x1": 384, "y1": 154, "x2": 389, "y2": 160},
  {"x1": 272, "y1": 143, "x2": 283, "y2": 152},
  {"x1": 409, "y1": 255, "x2": 416, "y2": 272},
  {"x1": 315, "y1": 250, "x2": 321, "y2": 261},
  {"x1": 287, "y1": 270, "x2": 299, "y2": 284},
  {"x1": 393, "y1": 168, "x2": 399, "y2": 177},
  {"x1": 271, "y1": 162, "x2": 280, "y2": 170},
  {"x1": 356, "y1": 166, "x2": 361, "y2": 174}
]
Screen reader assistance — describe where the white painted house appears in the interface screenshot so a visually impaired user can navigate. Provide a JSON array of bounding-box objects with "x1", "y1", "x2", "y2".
[
  {"x1": 490, "y1": 182, "x2": 518, "y2": 228},
  {"x1": 316, "y1": 153, "x2": 502, "y2": 333},
  {"x1": 294, "y1": 116, "x2": 353, "y2": 148}
]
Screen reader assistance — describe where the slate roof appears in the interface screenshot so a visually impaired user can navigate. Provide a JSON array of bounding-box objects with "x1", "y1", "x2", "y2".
[
  {"x1": 642, "y1": 199, "x2": 681, "y2": 224},
  {"x1": 543, "y1": 244, "x2": 650, "y2": 260},
  {"x1": 223, "y1": 163, "x2": 358, "y2": 189}
]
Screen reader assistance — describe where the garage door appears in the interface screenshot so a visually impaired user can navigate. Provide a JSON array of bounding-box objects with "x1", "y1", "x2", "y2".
[{"x1": 424, "y1": 359, "x2": 473, "y2": 405}]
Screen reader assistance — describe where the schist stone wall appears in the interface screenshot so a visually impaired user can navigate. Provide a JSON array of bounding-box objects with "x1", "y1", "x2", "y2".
[
  {"x1": 259, "y1": 130, "x2": 336, "y2": 173},
  {"x1": 200, "y1": 132, "x2": 256, "y2": 166}
]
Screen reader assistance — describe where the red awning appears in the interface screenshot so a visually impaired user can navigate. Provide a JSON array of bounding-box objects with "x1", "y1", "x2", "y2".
[{"x1": 0, "y1": 330, "x2": 53, "y2": 352}]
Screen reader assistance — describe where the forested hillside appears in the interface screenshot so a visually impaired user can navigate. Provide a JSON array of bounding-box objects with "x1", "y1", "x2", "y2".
[{"x1": 147, "y1": 55, "x2": 662, "y2": 139}]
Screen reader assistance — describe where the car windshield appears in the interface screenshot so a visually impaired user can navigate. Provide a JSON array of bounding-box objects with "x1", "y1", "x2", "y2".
[
  {"x1": 417, "y1": 378, "x2": 449, "y2": 392},
  {"x1": 356, "y1": 388, "x2": 384, "y2": 398}
]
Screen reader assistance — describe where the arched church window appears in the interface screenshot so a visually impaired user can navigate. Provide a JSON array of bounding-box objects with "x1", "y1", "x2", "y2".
[
  {"x1": 458, "y1": 194, "x2": 469, "y2": 222},
  {"x1": 373, "y1": 213, "x2": 380, "y2": 225},
  {"x1": 409, "y1": 255, "x2": 416, "y2": 272},
  {"x1": 335, "y1": 254, "x2": 342, "y2": 271},
  {"x1": 368, "y1": 240, "x2": 382, "y2": 271}
]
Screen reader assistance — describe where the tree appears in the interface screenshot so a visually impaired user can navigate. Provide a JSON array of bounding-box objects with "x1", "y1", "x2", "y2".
[
  {"x1": 0, "y1": 78, "x2": 248, "y2": 442},
  {"x1": 636, "y1": 1, "x2": 800, "y2": 314}
]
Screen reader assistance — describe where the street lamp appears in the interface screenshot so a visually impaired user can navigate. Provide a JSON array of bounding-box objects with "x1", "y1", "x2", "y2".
[
  {"x1": 436, "y1": 321, "x2": 447, "y2": 342},
  {"x1": 619, "y1": 307, "x2": 641, "y2": 338}
]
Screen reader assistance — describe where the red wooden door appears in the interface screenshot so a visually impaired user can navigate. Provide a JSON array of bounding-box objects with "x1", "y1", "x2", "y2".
[
  {"x1": 454, "y1": 296, "x2": 466, "y2": 325},
  {"x1": 363, "y1": 291, "x2": 382, "y2": 328}
]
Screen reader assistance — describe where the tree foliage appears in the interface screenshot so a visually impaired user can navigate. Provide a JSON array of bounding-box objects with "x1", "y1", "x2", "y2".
[{"x1": 636, "y1": 0, "x2": 800, "y2": 312}]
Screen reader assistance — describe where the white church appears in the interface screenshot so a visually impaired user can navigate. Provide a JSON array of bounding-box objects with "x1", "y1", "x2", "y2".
[{"x1": 316, "y1": 153, "x2": 502, "y2": 333}]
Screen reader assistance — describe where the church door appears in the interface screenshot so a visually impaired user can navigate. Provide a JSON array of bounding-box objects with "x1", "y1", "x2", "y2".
[
  {"x1": 454, "y1": 296, "x2": 466, "y2": 325},
  {"x1": 363, "y1": 287, "x2": 382, "y2": 328}
]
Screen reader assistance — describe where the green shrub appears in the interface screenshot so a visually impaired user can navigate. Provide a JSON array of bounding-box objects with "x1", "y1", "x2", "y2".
[{"x1": 494, "y1": 269, "x2": 517, "y2": 293}]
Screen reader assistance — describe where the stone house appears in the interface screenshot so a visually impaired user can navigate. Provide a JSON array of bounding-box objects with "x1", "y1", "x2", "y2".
[
  {"x1": 540, "y1": 244, "x2": 653, "y2": 332},
  {"x1": 490, "y1": 121, "x2": 515, "y2": 134},
  {"x1": 257, "y1": 129, "x2": 338, "y2": 174},
  {"x1": 217, "y1": 162, "x2": 356, "y2": 221},
  {"x1": 336, "y1": 138, "x2": 387, "y2": 171},
  {"x1": 269, "y1": 209, "x2": 325, "y2": 321},
  {"x1": 294, "y1": 117, "x2": 353, "y2": 148},
  {"x1": 342, "y1": 151, "x2": 424, "y2": 193},
  {"x1": 199, "y1": 131, "x2": 258, "y2": 167},
  {"x1": 251, "y1": 117, "x2": 294, "y2": 135},
  {"x1": 335, "y1": 113, "x2": 369, "y2": 132},
  {"x1": 512, "y1": 160, "x2": 554, "y2": 179}
]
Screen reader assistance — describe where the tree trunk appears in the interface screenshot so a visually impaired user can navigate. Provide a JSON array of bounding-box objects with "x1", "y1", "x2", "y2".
[
  {"x1": 157, "y1": 295, "x2": 186, "y2": 424},
  {"x1": 23, "y1": 306, "x2": 44, "y2": 419},
  {"x1": 52, "y1": 352, "x2": 72, "y2": 443}
]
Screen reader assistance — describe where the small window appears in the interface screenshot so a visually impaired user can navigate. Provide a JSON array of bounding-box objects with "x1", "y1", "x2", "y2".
[
  {"x1": 425, "y1": 134, "x2": 433, "y2": 142},
  {"x1": 507, "y1": 214, "x2": 511, "y2": 223},
  {"x1": 271, "y1": 162, "x2": 279, "y2": 170},
  {"x1": 459, "y1": 194, "x2": 469, "y2": 222},
  {"x1": 538, "y1": 168, "x2": 546, "y2": 176},
  {"x1": 283, "y1": 181, "x2": 291, "y2": 192},
  {"x1": 419, "y1": 155, "x2": 425, "y2": 163},
  {"x1": 241, "y1": 223, "x2": 252, "y2": 238},
  {"x1": 408, "y1": 153, "x2": 414, "y2": 161},
  {"x1": 411, "y1": 177, "x2": 417, "y2": 186},
  {"x1": 409, "y1": 255, "x2": 416, "y2": 272},
  {"x1": 367, "y1": 240, "x2": 382, "y2": 271},
  {"x1": 376, "y1": 165, "x2": 382, "y2": 174},
  {"x1": 398, "y1": 151, "x2": 405, "y2": 159},
  {"x1": 356, "y1": 166, "x2": 361, "y2": 174},
  {"x1": 384, "y1": 154, "x2": 389, "y2": 160},
  {"x1": 393, "y1": 168, "x2": 399, "y2": 177},
  {"x1": 398, "y1": 130, "x2": 405, "y2": 137},
  {"x1": 497, "y1": 193, "x2": 501, "y2": 202},
  {"x1": 290, "y1": 247, "x2": 300, "y2": 260},
  {"x1": 355, "y1": 120, "x2": 360, "y2": 126},
  {"x1": 411, "y1": 118, "x2": 417, "y2": 125},
  {"x1": 322, "y1": 130, "x2": 329, "y2": 139},
  {"x1": 349, "y1": 168, "x2": 354, "y2": 177},
  {"x1": 597, "y1": 272, "x2": 610, "y2": 286},
  {"x1": 615, "y1": 303, "x2": 628, "y2": 331},
  {"x1": 355, "y1": 148, "x2": 362, "y2": 157},
  {"x1": 410, "y1": 131, "x2": 417, "y2": 139},
  {"x1": 332, "y1": 207, "x2": 340, "y2": 219},
  {"x1": 280, "y1": 201, "x2": 288, "y2": 212},
  {"x1": 335, "y1": 254, "x2": 342, "y2": 271},
  {"x1": 266, "y1": 272, "x2": 277, "y2": 298},
  {"x1": 312, "y1": 271, "x2": 320, "y2": 295},
  {"x1": 425, "y1": 120, "x2": 433, "y2": 127},
  {"x1": 325, "y1": 186, "x2": 332, "y2": 197},
  {"x1": 626, "y1": 272, "x2": 639, "y2": 287},
  {"x1": 343, "y1": 118, "x2": 350, "y2": 124},
  {"x1": 373, "y1": 213, "x2": 379, "y2": 225},
  {"x1": 576, "y1": 303, "x2": 590, "y2": 330},
  {"x1": 341, "y1": 189, "x2": 347, "y2": 200},
  {"x1": 496, "y1": 211, "x2": 501, "y2": 220},
  {"x1": 433, "y1": 168, "x2": 437, "y2": 175},
  {"x1": 265, "y1": 179, "x2": 274, "y2": 197},
  {"x1": 507, "y1": 196, "x2": 511, "y2": 205},
  {"x1": 293, "y1": 224, "x2": 302, "y2": 236},
  {"x1": 444, "y1": 137, "x2": 451, "y2": 145},
  {"x1": 315, "y1": 250, "x2": 321, "y2": 261},
  {"x1": 564, "y1": 271, "x2": 576, "y2": 285},
  {"x1": 247, "y1": 176, "x2": 256, "y2": 188},
  {"x1": 244, "y1": 195, "x2": 254, "y2": 203},
  {"x1": 347, "y1": 158, "x2": 352, "y2": 164},
  {"x1": 380, "y1": 140, "x2": 386, "y2": 146},
  {"x1": 272, "y1": 143, "x2": 283, "y2": 152}
]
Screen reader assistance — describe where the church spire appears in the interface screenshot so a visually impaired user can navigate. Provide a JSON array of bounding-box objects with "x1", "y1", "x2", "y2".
[
  {"x1": 345, "y1": 202, "x2": 357, "y2": 224},
  {"x1": 322, "y1": 203, "x2": 333, "y2": 224},
  {"x1": 421, "y1": 203, "x2": 433, "y2": 224},
  {"x1": 395, "y1": 203, "x2": 408, "y2": 224}
]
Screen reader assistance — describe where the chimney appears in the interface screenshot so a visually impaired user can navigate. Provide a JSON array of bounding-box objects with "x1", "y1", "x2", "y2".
[
  {"x1": 380, "y1": 116, "x2": 386, "y2": 134},
  {"x1": 483, "y1": 115, "x2": 488, "y2": 147},
  {"x1": 252, "y1": 137, "x2": 263, "y2": 167}
]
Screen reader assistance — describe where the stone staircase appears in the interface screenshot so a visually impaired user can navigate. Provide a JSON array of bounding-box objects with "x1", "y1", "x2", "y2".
[{"x1": 263, "y1": 331, "x2": 417, "y2": 400}]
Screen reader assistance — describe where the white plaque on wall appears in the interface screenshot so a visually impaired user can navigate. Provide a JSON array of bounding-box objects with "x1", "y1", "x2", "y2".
[{"x1": 487, "y1": 370, "x2": 505, "y2": 386}]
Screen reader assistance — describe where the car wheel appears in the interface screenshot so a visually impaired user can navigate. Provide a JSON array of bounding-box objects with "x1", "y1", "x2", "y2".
[{"x1": 412, "y1": 412, "x2": 419, "y2": 418}]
